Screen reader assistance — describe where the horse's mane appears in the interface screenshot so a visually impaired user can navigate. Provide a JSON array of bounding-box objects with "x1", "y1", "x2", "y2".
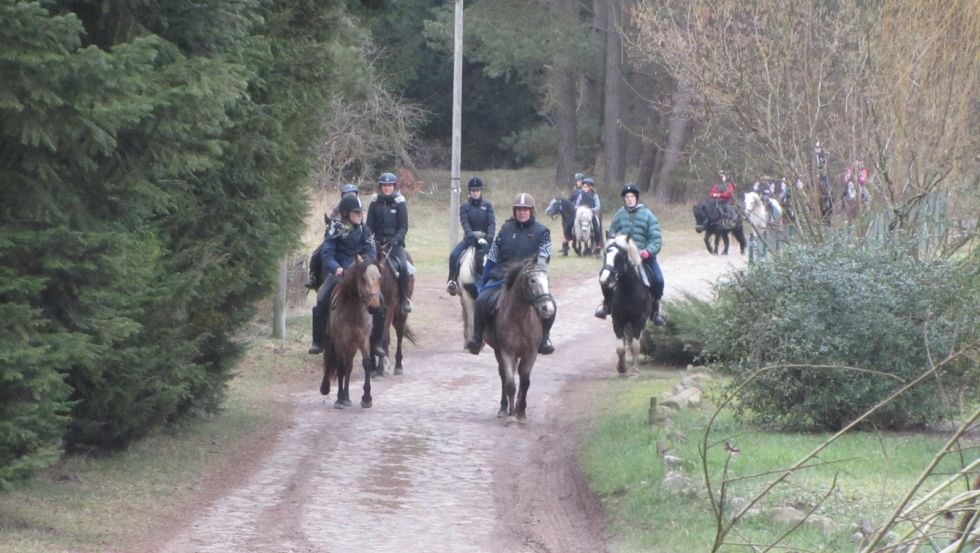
[
  {"x1": 502, "y1": 256, "x2": 536, "y2": 290},
  {"x1": 335, "y1": 260, "x2": 367, "y2": 298},
  {"x1": 611, "y1": 233, "x2": 643, "y2": 268}
]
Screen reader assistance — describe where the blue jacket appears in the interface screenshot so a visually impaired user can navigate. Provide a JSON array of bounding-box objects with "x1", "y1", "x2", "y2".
[
  {"x1": 480, "y1": 217, "x2": 551, "y2": 291},
  {"x1": 366, "y1": 192, "x2": 408, "y2": 246},
  {"x1": 321, "y1": 220, "x2": 376, "y2": 276},
  {"x1": 460, "y1": 198, "x2": 495, "y2": 242}
]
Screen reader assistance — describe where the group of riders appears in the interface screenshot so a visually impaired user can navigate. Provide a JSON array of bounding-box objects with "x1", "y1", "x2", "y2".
[{"x1": 306, "y1": 171, "x2": 669, "y2": 360}]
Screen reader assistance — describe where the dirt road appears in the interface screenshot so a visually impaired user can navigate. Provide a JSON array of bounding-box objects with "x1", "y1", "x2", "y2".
[{"x1": 158, "y1": 248, "x2": 745, "y2": 553}]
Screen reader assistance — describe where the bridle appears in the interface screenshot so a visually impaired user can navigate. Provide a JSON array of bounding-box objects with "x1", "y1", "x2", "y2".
[{"x1": 521, "y1": 262, "x2": 554, "y2": 307}]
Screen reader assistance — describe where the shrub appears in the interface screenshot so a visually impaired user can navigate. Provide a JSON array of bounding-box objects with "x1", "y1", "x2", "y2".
[
  {"x1": 702, "y1": 240, "x2": 978, "y2": 431},
  {"x1": 643, "y1": 293, "x2": 714, "y2": 365}
]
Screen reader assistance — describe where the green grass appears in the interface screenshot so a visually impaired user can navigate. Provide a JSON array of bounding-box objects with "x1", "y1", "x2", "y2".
[{"x1": 580, "y1": 373, "x2": 972, "y2": 553}]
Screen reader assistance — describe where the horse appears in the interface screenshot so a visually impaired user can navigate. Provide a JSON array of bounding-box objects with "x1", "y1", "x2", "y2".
[
  {"x1": 484, "y1": 257, "x2": 555, "y2": 421},
  {"x1": 319, "y1": 260, "x2": 383, "y2": 408},
  {"x1": 572, "y1": 205, "x2": 596, "y2": 256},
  {"x1": 545, "y1": 195, "x2": 576, "y2": 256},
  {"x1": 744, "y1": 190, "x2": 784, "y2": 233},
  {"x1": 455, "y1": 242, "x2": 486, "y2": 348},
  {"x1": 367, "y1": 242, "x2": 417, "y2": 377},
  {"x1": 693, "y1": 199, "x2": 747, "y2": 255},
  {"x1": 598, "y1": 234, "x2": 652, "y2": 376}
]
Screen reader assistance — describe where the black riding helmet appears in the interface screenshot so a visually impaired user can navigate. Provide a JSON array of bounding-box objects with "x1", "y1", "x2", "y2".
[
  {"x1": 338, "y1": 195, "x2": 365, "y2": 219},
  {"x1": 467, "y1": 176, "x2": 484, "y2": 190},
  {"x1": 621, "y1": 183, "x2": 640, "y2": 199}
]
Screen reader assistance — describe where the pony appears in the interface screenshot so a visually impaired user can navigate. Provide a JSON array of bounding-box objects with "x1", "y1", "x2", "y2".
[
  {"x1": 455, "y1": 242, "x2": 486, "y2": 347},
  {"x1": 572, "y1": 205, "x2": 596, "y2": 256},
  {"x1": 693, "y1": 199, "x2": 747, "y2": 255},
  {"x1": 367, "y1": 242, "x2": 417, "y2": 377},
  {"x1": 544, "y1": 195, "x2": 576, "y2": 256},
  {"x1": 599, "y1": 234, "x2": 652, "y2": 376},
  {"x1": 744, "y1": 191, "x2": 784, "y2": 233},
  {"x1": 484, "y1": 257, "x2": 556, "y2": 421},
  {"x1": 319, "y1": 260, "x2": 383, "y2": 408}
]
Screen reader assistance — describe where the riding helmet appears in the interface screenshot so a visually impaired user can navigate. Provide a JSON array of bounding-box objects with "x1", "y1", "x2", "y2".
[
  {"x1": 582, "y1": 177, "x2": 594, "y2": 187},
  {"x1": 621, "y1": 183, "x2": 640, "y2": 199},
  {"x1": 339, "y1": 183, "x2": 358, "y2": 195},
  {"x1": 338, "y1": 195, "x2": 365, "y2": 217},
  {"x1": 573, "y1": 172, "x2": 586, "y2": 181},
  {"x1": 512, "y1": 192, "x2": 536, "y2": 209},
  {"x1": 467, "y1": 176, "x2": 484, "y2": 190},
  {"x1": 378, "y1": 172, "x2": 398, "y2": 186}
]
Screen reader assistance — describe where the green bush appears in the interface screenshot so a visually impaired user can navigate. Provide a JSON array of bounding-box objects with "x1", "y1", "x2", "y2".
[
  {"x1": 643, "y1": 293, "x2": 714, "y2": 365},
  {"x1": 702, "y1": 240, "x2": 978, "y2": 431}
]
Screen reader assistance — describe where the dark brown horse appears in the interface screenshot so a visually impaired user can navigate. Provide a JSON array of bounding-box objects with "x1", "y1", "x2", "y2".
[
  {"x1": 484, "y1": 258, "x2": 555, "y2": 421},
  {"x1": 320, "y1": 260, "x2": 383, "y2": 408},
  {"x1": 368, "y1": 242, "x2": 417, "y2": 377}
]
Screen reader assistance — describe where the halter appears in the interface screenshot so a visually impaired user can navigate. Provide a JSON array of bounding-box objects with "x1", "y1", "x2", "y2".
[{"x1": 521, "y1": 262, "x2": 554, "y2": 306}]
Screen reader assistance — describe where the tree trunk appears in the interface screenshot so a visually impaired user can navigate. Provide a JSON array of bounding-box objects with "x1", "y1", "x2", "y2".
[
  {"x1": 600, "y1": 0, "x2": 625, "y2": 190},
  {"x1": 636, "y1": 105, "x2": 662, "y2": 193},
  {"x1": 553, "y1": 0, "x2": 579, "y2": 189},
  {"x1": 654, "y1": 79, "x2": 693, "y2": 202}
]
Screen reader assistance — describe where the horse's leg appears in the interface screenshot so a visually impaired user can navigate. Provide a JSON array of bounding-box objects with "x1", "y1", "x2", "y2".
[
  {"x1": 616, "y1": 338, "x2": 627, "y2": 375},
  {"x1": 495, "y1": 349, "x2": 513, "y2": 418},
  {"x1": 721, "y1": 231, "x2": 730, "y2": 255},
  {"x1": 334, "y1": 368, "x2": 347, "y2": 408},
  {"x1": 515, "y1": 356, "x2": 532, "y2": 421},
  {"x1": 703, "y1": 232, "x2": 713, "y2": 253},
  {"x1": 393, "y1": 319, "x2": 405, "y2": 375},
  {"x1": 629, "y1": 331, "x2": 643, "y2": 374},
  {"x1": 360, "y1": 349, "x2": 372, "y2": 408}
]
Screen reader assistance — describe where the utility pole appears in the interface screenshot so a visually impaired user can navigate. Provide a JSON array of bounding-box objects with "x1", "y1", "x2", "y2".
[{"x1": 449, "y1": 0, "x2": 463, "y2": 244}]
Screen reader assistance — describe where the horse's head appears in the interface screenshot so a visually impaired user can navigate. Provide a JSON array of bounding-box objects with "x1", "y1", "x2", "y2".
[
  {"x1": 599, "y1": 234, "x2": 642, "y2": 286},
  {"x1": 358, "y1": 263, "x2": 383, "y2": 312},
  {"x1": 545, "y1": 196, "x2": 562, "y2": 219},
  {"x1": 519, "y1": 260, "x2": 555, "y2": 320}
]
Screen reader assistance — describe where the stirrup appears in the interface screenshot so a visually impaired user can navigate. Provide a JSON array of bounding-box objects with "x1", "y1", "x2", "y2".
[
  {"x1": 538, "y1": 339, "x2": 554, "y2": 355},
  {"x1": 653, "y1": 312, "x2": 666, "y2": 326},
  {"x1": 594, "y1": 305, "x2": 607, "y2": 319}
]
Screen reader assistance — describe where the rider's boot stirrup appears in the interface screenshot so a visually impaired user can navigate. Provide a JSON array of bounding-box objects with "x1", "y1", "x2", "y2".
[{"x1": 594, "y1": 304, "x2": 607, "y2": 319}]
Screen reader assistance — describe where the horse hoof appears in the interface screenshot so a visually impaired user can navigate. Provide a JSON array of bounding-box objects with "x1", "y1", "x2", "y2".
[
  {"x1": 393, "y1": 366, "x2": 403, "y2": 375},
  {"x1": 361, "y1": 399, "x2": 372, "y2": 409},
  {"x1": 333, "y1": 401, "x2": 345, "y2": 409},
  {"x1": 497, "y1": 409, "x2": 508, "y2": 418},
  {"x1": 319, "y1": 382, "x2": 330, "y2": 396}
]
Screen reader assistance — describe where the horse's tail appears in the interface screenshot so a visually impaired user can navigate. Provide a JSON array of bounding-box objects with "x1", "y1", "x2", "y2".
[{"x1": 402, "y1": 323, "x2": 418, "y2": 345}]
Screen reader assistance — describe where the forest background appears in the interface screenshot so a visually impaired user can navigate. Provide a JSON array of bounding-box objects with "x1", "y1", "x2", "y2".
[{"x1": 1, "y1": 0, "x2": 977, "y2": 489}]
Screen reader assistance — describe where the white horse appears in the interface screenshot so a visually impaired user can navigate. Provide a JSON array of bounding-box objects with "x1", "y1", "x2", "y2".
[
  {"x1": 456, "y1": 244, "x2": 483, "y2": 348},
  {"x1": 572, "y1": 205, "x2": 596, "y2": 256},
  {"x1": 744, "y1": 191, "x2": 783, "y2": 232}
]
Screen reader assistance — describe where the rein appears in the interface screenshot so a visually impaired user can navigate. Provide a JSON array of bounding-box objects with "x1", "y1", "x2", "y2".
[{"x1": 521, "y1": 263, "x2": 554, "y2": 305}]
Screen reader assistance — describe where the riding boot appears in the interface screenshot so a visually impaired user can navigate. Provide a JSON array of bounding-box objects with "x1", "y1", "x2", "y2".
[
  {"x1": 308, "y1": 304, "x2": 325, "y2": 354},
  {"x1": 561, "y1": 242, "x2": 569, "y2": 256},
  {"x1": 651, "y1": 298, "x2": 666, "y2": 326},
  {"x1": 466, "y1": 295, "x2": 489, "y2": 355},
  {"x1": 370, "y1": 307, "x2": 386, "y2": 357},
  {"x1": 399, "y1": 275, "x2": 413, "y2": 313},
  {"x1": 538, "y1": 313, "x2": 555, "y2": 355}
]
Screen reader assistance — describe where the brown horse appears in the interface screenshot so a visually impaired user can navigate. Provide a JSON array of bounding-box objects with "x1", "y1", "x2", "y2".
[
  {"x1": 484, "y1": 258, "x2": 555, "y2": 421},
  {"x1": 320, "y1": 260, "x2": 383, "y2": 408},
  {"x1": 368, "y1": 243, "x2": 417, "y2": 377}
]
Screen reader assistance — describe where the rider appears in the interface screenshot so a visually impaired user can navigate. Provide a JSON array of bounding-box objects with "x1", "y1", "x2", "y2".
[
  {"x1": 308, "y1": 195, "x2": 377, "y2": 354},
  {"x1": 446, "y1": 176, "x2": 496, "y2": 296},
  {"x1": 843, "y1": 158, "x2": 870, "y2": 202},
  {"x1": 307, "y1": 183, "x2": 361, "y2": 291},
  {"x1": 575, "y1": 177, "x2": 603, "y2": 254},
  {"x1": 465, "y1": 193, "x2": 555, "y2": 356},
  {"x1": 366, "y1": 171, "x2": 413, "y2": 314},
  {"x1": 561, "y1": 172, "x2": 587, "y2": 256},
  {"x1": 709, "y1": 170, "x2": 738, "y2": 223},
  {"x1": 595, "y1": 183, "x2": 666, "y2": 326}
]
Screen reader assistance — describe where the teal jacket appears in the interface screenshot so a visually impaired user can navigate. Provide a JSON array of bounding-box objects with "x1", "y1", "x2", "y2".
[{"x1": 608, "y1": 204, "x2": 662, "y2": 257}]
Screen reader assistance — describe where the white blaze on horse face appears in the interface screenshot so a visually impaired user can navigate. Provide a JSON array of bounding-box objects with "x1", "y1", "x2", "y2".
[
  {"x1": 599, "y1": 246, "x2": 617, "y2": 284},
  {"x1": 529, "y1": 271, "x2": 555, "y2": 319}
]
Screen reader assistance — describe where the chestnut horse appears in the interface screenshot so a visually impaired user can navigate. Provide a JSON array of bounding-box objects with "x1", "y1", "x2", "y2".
[
  {"x1": 484, "y1": 258, "x2": 556, "y2": 421},
  {"x1": 367, "y1": 242, "x2": 417, "y2": 377},
  {"x1": 320, "y1": 260, "x2": 383, "y2": 408}
]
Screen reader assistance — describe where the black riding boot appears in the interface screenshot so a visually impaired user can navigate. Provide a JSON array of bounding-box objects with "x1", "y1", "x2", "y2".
[
  {"x1": 309, "y1": 304, "x2": 325, "y2": 354},
  {"x1": 651, "y1": 298, "x2": 666, "y2": 326},
  {"x1": 466, "y1": 295, "x2": 490, "y2": 355},
  {"x1": 561, "y1": 241, "x2": 569, "y2": 256},
  {"x1": 538, "y1": 314, "x2": 555, "y2": 354}
]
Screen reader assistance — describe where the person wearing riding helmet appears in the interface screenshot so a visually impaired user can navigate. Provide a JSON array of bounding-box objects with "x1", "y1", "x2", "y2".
[
  {"x1": 466, "y1": 192, "x2": 555, "y2": 356},
  {"x1": 595, "y1": 183, "x2": 666, "y2": 326},
  {"x1": 446, "y1": 176, "x2": 496, "y2": 296},
  {"x1": 561, "y1": 172, "x2": 587, "y2": 256},
  {"x1": 307, "y1": 183, "x2": 362, "y2": 291},
  {"x1": 366, "y1": 171, "x2": 413, "y2": 314},
  {"x1": 575, "y1": 177, "x2": 604, "y2": 254},
  {"x1": 308, "y1": 195, "x2": 377, "y2": 354}
]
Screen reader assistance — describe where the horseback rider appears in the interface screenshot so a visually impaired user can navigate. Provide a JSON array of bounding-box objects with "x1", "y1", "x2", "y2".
[
  {"x1": 466, "y1": 193, "x2": 555, "y2": 356},
  {"x1": 366, "y1": 171, "x2": 413, "y2": 314},
  {"x1": 595, "y1": 183, "x2": 666, "y2": 326},
  {"x1": 575, "y1": 177, "x2": 604, "y2": 254},
  {"x1": 843, "y1": 158, "x2": 870, "y2": 203},
  {"x1": 561, "y1": 172, "x2": 587, "y2": 256},
  {"x1": 709, "y1": 170, "x2": 738, "y2": 224},
  {"x1": 307, "y1": 183, "x2": 361, "y2": 291},
  {"x1": 308, "y1": 195, "x2": 377, "y2": 354},
  {"x1": 447, "y1": 176, "x2": 496, "y2": 296}
]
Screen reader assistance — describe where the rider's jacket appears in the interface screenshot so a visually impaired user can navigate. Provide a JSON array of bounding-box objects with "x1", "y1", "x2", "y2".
[
  {"x1": 480, "y1": 216, "x2": 551, "y2": 288},
  {"x1": 460, "y1": 197, "x2": 496, "y2": 242},
  {"x1": 366, "y1": 192, "x2": 408, "y2": 246},
  {"x1": 321, "y1": 219, "x2": 377, "y2": 275},
  {"x1": 709, "y1": 181, "x2": 736, "y2": 201},
  {"x1": 576, "y1": 189, "x2": 601, "y2": 213},
  {"x1": 609, "y1": 204, "x2": 662, "y2": 258}
]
